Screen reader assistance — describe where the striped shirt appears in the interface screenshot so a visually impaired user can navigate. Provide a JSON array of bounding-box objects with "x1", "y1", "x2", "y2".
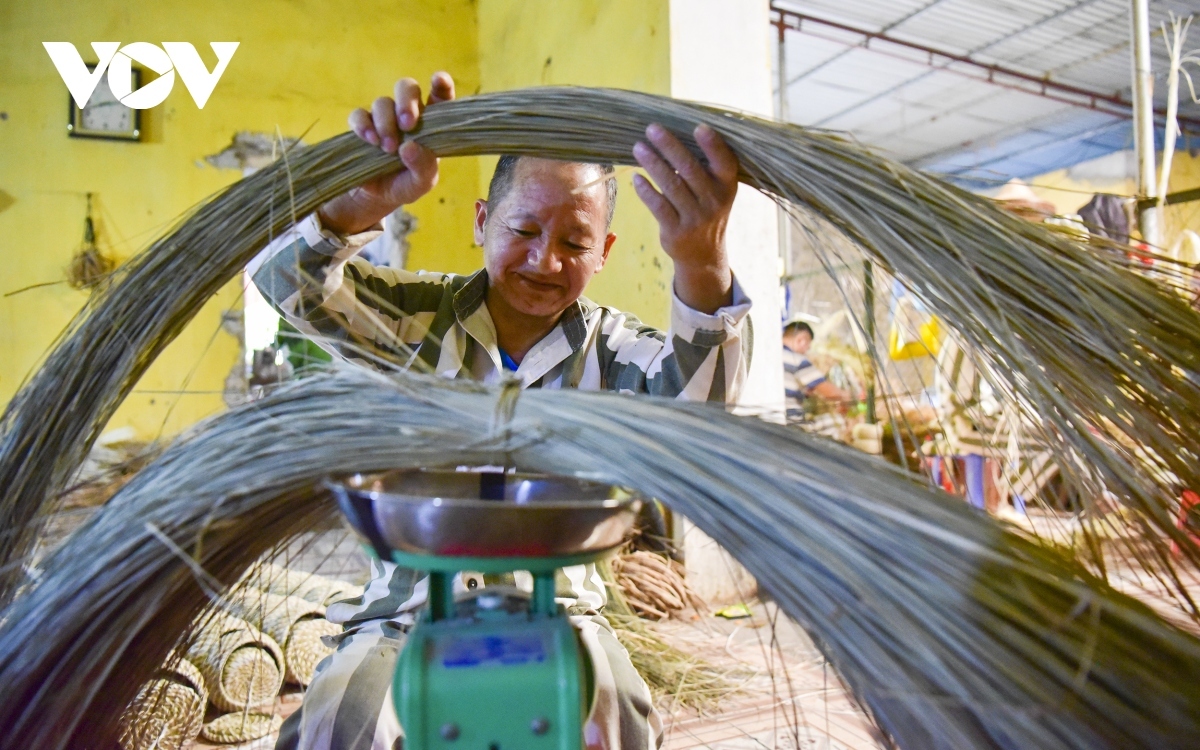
[
  {"x1": 250, "y1": 212, "x2": 752, "y2": 625},
  {"x1": 781, "y1": 346, "x2": 825, "y2": 412}
]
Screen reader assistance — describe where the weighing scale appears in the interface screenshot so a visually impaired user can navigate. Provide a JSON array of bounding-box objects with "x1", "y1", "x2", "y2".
[{"x1": 331, "y1": 469, "x2": 642, "y2": 750}]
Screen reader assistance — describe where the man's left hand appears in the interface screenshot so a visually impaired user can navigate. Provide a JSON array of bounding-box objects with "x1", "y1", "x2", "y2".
[{"x1": 633, "y1": 123, "x2": 739, "y2": 314}]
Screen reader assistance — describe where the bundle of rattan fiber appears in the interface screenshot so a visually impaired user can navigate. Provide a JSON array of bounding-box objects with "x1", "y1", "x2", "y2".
[
  {"x1": 611, "y1": 550, "x2": 705, "y2": 620},
  {"x1": 222, "y1": 588, "x2": 338, "y2": 686},
  {"x1": 117, "y1": 657, "x2": 207, "y2": 750},
  {"x1": 184, "y1": 612, "x2": 284, "y2": 713},
  {"x1": 8, "y1": 368, "x2": 1200, "y2": 750},
  {"x1": 4, "y1": 88, "x2": 1199, "y2": 619}
]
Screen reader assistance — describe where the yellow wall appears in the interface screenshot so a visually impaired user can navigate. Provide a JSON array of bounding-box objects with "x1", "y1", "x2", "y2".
[
  {"x1": 1022, "y1": 167, "x2": 1135, "y2": 216},
  {"x1": 0, "y1": 0, "x2": 481, "y2": 440},
  {"x1": 1162, "y1": 151, "x2": 1200, "y2": 251},
  {"x1": 2, "y1": 0, "x2": 689, "y2": 441},
  {"x1": 475, "y1": 0, "x2": 674, "y2": 328},
  {"x1": 1021, "y1": 149, "x2": 1200, "y2": 253}
]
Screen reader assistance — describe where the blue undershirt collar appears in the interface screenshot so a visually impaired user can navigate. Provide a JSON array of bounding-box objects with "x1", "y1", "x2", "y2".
[{"x1": 497, "y1": 348, "x2": 519, "y2": 372}]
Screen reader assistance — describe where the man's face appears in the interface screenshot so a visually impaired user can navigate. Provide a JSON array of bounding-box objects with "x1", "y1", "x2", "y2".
[
  {"x1": 475, "y1": 159, "x2": 617, "y2": 319},
  {"x1": 788, "y1": 331, "x2": 813, "y2": 355}
]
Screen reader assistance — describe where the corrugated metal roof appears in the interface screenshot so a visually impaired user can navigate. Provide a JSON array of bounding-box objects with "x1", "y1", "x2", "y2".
[{"x1": 774, "y1": 0, "x2": 1200, "y2": 189}]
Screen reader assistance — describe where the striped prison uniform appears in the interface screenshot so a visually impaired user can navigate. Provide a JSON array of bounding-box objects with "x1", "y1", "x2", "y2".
[
  {"x1": 250, "y1": 212, "x2": 753, "y2": 750},
  {"x1": 781, "y1": 346, "x2": 826, "y2": 421}
]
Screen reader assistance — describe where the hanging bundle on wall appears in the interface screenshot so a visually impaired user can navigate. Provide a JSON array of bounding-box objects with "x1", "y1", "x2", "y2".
[{"x1": 66, "y1": 192, "x2": 115, "y2": 291}]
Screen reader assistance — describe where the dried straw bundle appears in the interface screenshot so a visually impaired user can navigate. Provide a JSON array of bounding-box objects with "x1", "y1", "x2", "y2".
[
  {"x1": 1, "y1": 368, "x2": 1198, "y2": 750},
  {"x1": 596, "y1": 558, "x2": 740, "y2": 709},
  {"x1": 244, "y1": 562, "x2": 364, "y2": 607},
  {"x1": 1, "y1": 87, "x2": 1198, "y2": 609}
]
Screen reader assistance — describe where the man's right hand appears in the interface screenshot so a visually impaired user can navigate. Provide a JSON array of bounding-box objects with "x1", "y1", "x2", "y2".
[{"x1": 316, "y1": 72, "x2": 455, "y2": 236}]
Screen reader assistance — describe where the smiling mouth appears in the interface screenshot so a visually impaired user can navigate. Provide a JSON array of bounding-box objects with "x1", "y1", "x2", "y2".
[{"x1": 516, "y1": 274, "x2": 563, "y2": 291}]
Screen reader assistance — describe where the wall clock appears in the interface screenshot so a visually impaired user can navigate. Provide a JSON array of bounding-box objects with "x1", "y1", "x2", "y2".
[{"x1": 67, "y1": 65, "x2": 141, "y2": 141}]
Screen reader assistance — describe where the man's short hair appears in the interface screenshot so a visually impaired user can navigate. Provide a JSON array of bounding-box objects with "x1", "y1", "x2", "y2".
[
  {"x1": 486, "y1": 155, "x2": 618, "y2": 229},
  {"x1": 783, "y1": 320, "x2": 814, "y2": 339}
]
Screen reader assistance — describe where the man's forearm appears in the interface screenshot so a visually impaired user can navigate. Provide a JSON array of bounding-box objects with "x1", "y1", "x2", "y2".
[
  {"x1": 672, "y1": 261, "x2": 733, "y2": 315},
  {"x1": 249, "y1": 214, "x2": 344, "y2": 320},
  {"x1": 813, "y1": 381, "x2": 851, "y2": 403},
  {"x1": 317, "y1": 189, "x2": 392, "y2": 236}
]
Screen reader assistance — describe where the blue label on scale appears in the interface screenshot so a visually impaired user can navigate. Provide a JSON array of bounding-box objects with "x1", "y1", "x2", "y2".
[{"x1": 440, "y1": 633, "x2": 547, "y2": 668}]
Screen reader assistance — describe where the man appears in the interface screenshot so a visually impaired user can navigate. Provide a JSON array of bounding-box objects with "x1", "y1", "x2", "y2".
[
  {"x1": 781, "y1": 319, "x2": 850, "y2": 421},
  {"x1": 250, "y1": 73, "x2": 751, "y2": 750}
]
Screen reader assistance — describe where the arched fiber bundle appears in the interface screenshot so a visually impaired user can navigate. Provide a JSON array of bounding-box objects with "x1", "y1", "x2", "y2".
[
  {"x1": 1, "y1": 88, "x2": 1198, "y2": 609},
  {"x1": 0, "y1": 368, "x2": 1197, "y2": 750}
]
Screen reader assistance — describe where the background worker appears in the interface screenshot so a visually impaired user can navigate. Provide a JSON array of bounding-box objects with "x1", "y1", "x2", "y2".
[
  {"x1": 781, "y1": 319, "x2": 852, "y2": 421},
  {"x1": 926, "y1": 182, "x2": 1061, "y2": 518},
  {"x1": 250, "y1": 72, "x2": 751, "y2": 750}
]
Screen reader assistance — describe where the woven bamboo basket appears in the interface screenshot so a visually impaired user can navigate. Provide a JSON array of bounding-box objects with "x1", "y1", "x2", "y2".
[
  {"x1": 248, "y1": 563, "x2": 365, "y2": 607},
  {"x1": 199, "y1": 712, "x2": 283, "y2": 745},
  {"x1": 184, "y1": 613, "x2": 284, "y2": 713},
  {"x1": 223, "y1": 588, "x2": 338, "y2": 686},
  {"x1": 118, "y1": 657, "x2": 207, "y2": 750}
]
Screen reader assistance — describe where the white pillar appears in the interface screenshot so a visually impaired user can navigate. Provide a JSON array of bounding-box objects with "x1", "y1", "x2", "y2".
[
  {"x1": 670, "y1": 0, "x2": 781, "y2": 603},
  {"x1": 670, "y1": 0, "x2": 783, "y2": 419},
  {"x1": 1130, "y1": 0, "x2": 1161, "y2": 247}
]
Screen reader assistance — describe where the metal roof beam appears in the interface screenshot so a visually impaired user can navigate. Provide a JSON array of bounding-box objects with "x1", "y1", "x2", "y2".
[
  {"x1": 770, "y1": 3, "x2": 1200, "y2": 131},
  {"x1": 772, "y1": 0, "x2": 953, "y2": 89}
]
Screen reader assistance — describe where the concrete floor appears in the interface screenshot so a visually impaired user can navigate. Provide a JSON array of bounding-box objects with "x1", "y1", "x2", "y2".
[{"x1": 654, "y1": 604, "x2": 882, "y2": 750}]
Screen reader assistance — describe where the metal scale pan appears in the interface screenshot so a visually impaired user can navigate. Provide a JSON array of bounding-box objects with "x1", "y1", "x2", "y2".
[{"x1": 332, "y1": 468, "x2": 643, "y2": 572}]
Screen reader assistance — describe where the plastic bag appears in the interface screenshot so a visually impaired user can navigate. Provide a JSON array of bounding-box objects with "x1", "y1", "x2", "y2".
[{"x1": 888, "y1": 292, "x2": 941, "y2": 360}]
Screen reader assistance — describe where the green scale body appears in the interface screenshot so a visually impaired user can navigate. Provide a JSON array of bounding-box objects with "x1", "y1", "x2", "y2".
[
  {"x1": 332, "y1": 470, "x2": 641, "y2": 750},
  {"x1": 391, "y1": 553, "x2": 598, "y2": 750}
]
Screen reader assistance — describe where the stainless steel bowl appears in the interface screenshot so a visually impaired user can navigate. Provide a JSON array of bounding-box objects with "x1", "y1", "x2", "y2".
[{"x1": 330, "y1": 468, "x2": 642, "y2": 560}]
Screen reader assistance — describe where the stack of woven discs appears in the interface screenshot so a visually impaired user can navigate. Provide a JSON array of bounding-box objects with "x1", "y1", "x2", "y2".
[
  {"x1": 223, "y1": 589, "x2": 340, "y2": 686},
  {"x1": 187, "y1": 612, "x2": 286, "y2": 744},
  {"x1": 117, "y1": 565, "x2": 362, "y2": 749},
  {"x1": 118, "y1": 658, "x2": 207, "y2": 750}
]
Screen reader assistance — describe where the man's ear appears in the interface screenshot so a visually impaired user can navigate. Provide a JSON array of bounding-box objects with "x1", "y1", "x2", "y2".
[
  {"x1": 473, "y1": 199, "x2": 488, "y2": 246},
  {"x1": 595, "y1": 232, "x2": 617, "y2": 272}
]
